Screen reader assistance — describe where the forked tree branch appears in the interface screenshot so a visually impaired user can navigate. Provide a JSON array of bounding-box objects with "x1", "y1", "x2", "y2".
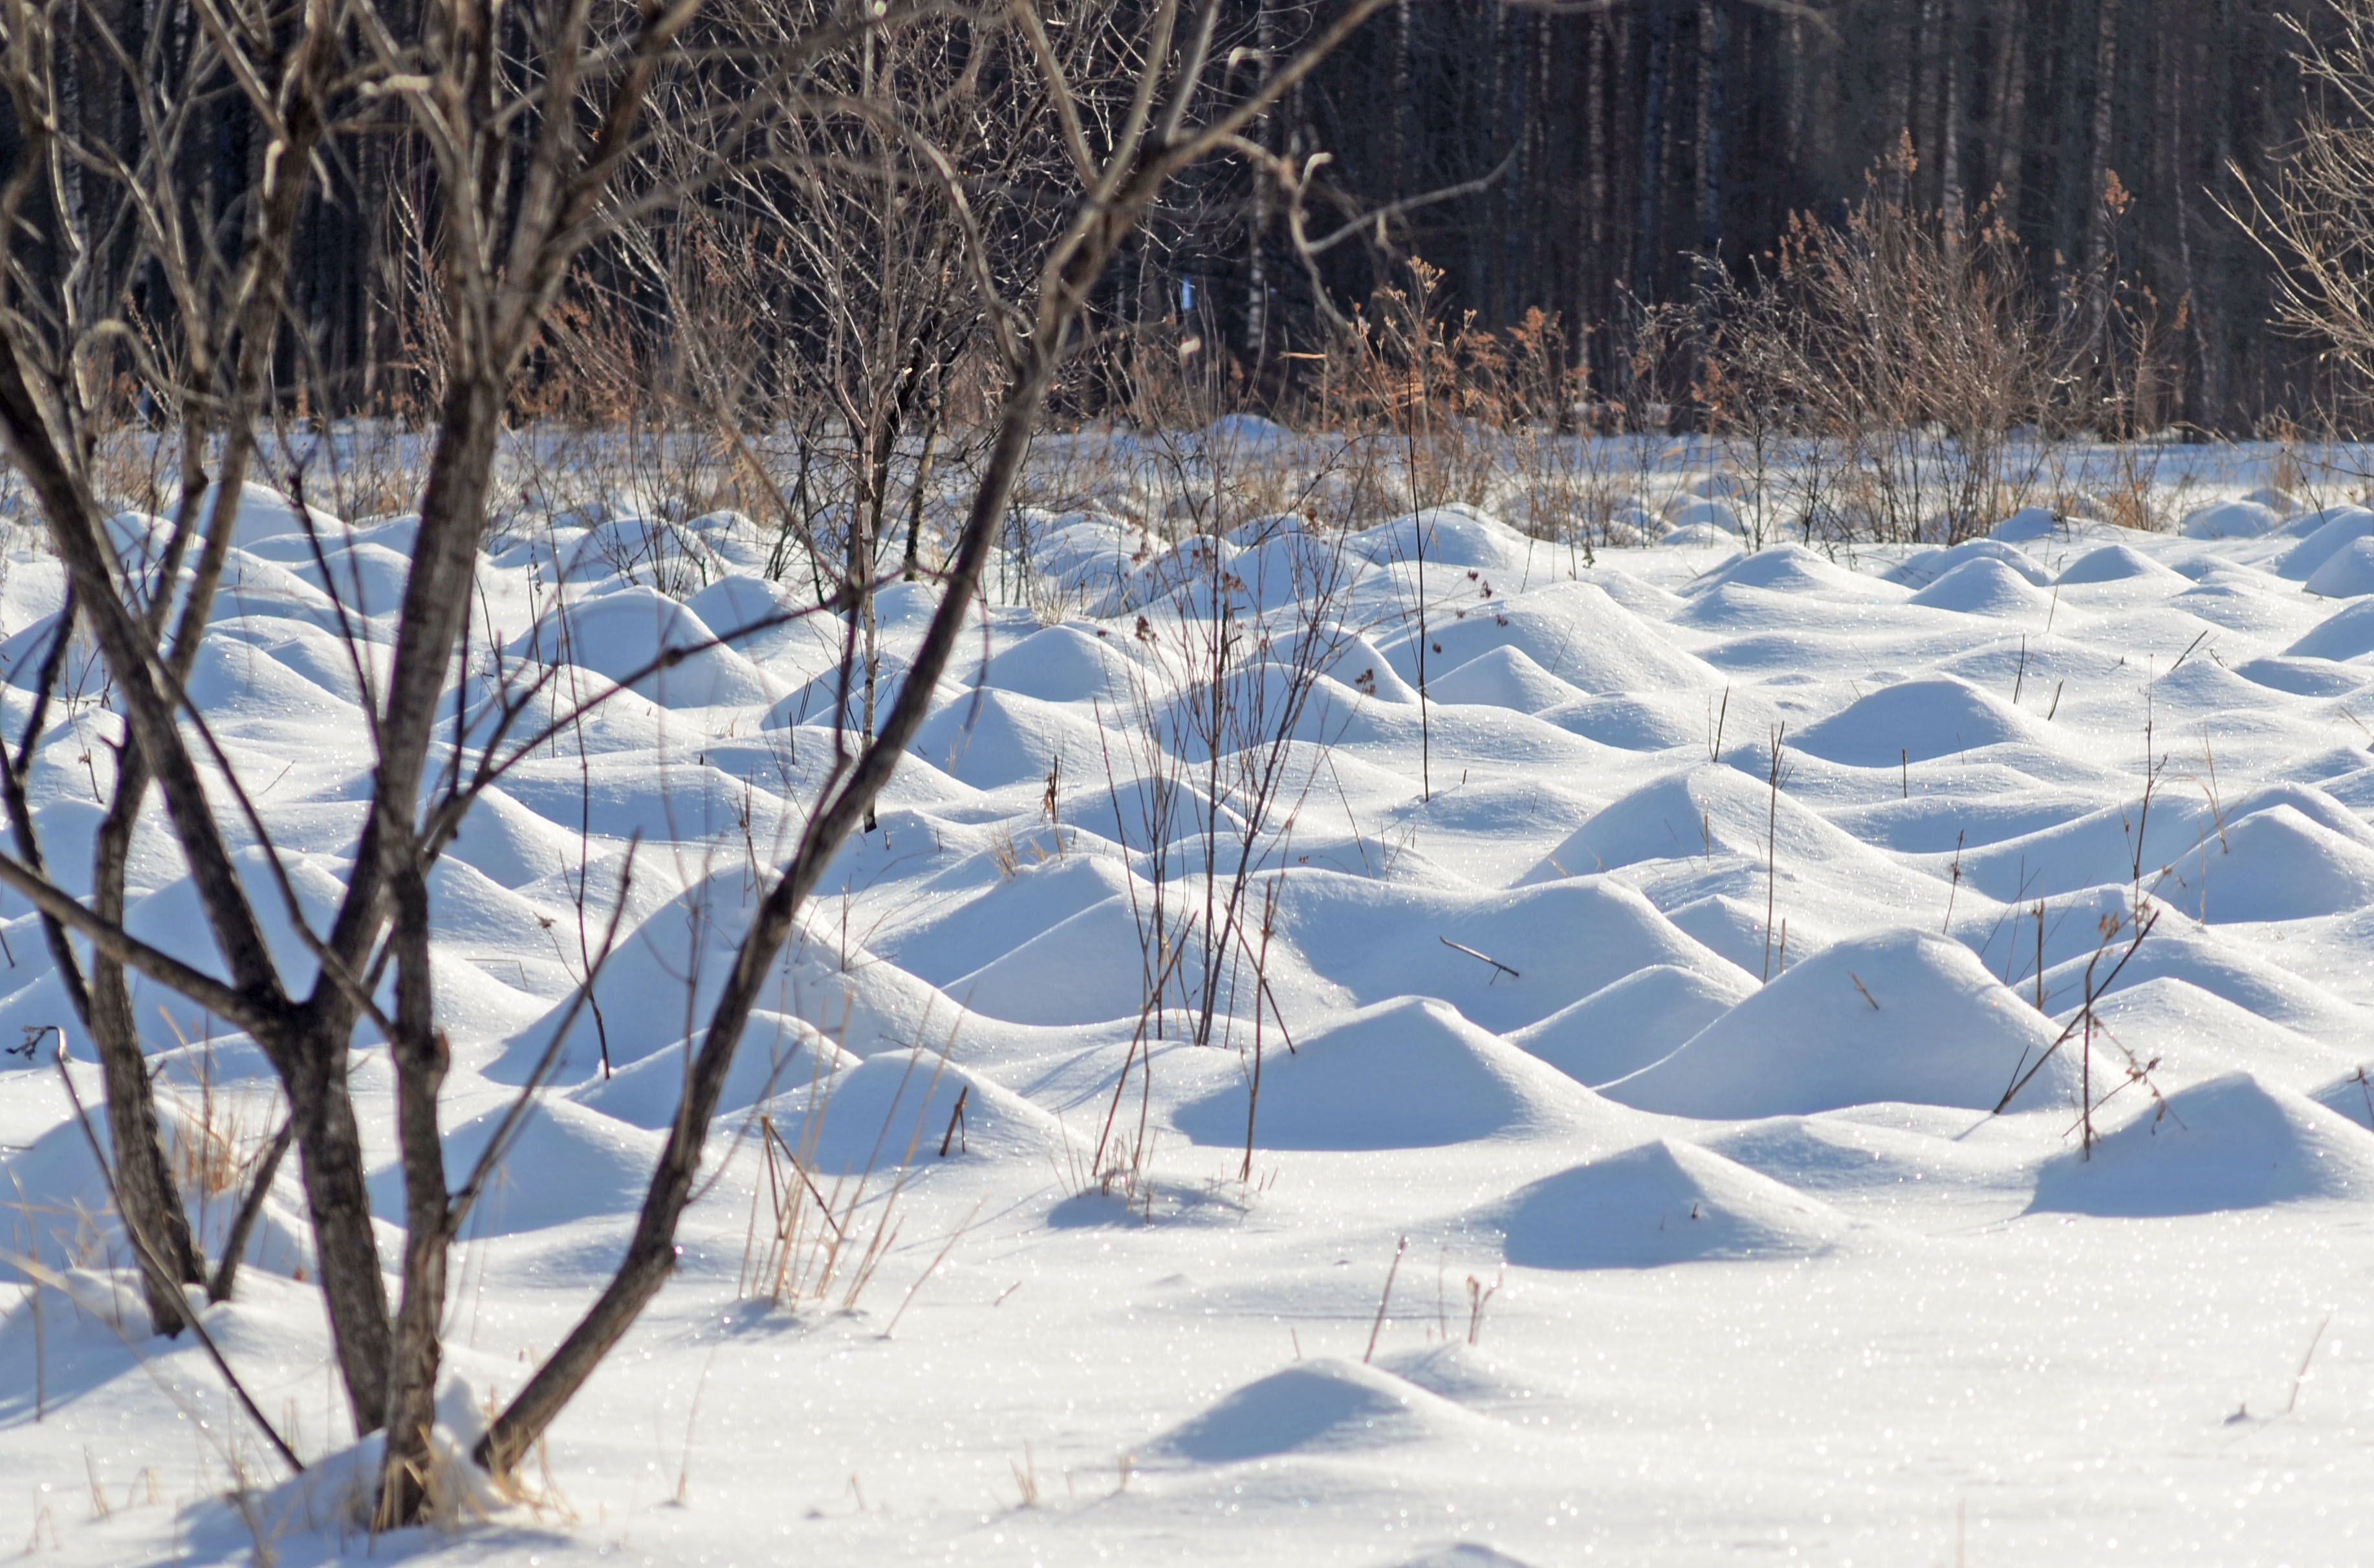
[{"x1": 474, "y1": 0, "x2": 1389, "y2": 1472}]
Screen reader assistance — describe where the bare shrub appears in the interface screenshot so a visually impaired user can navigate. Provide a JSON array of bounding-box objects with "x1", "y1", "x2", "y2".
[
  {"x1": 2243, "y1": 0, "x2": 2374, "y2": 400},
  {"x1": 1708, "y1": 140, "x2": 2073, "y2": 543}
]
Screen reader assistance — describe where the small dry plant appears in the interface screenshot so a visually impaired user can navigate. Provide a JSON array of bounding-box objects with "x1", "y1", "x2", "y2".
[
  {"x1": 1706, "y1": 138, "x2": 2078, "y2": 543},
  {"x1": 737, "y1": 1044, "x2": 960, "y2": 1313}
]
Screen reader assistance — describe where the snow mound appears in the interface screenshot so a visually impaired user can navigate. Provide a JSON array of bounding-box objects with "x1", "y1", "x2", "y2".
[
  {"x1": 2179, "y1": 500, "x2": 2281, "y2": 539},
  {"x1": 768, "y1": 1051, "x2": 1058, "y2": 1175},
  {"x1": 2274, "y1": 507, "x2": 2374, "y2": 580},
  {"x1": 2057, "y1": 544, "x2": 2186, "y2": 586},
  {"x1": 1891, "y1": 538, "x2": 2051, "y2": 588},
  {"x1": 2232, "y1": 655, "x2": 2366, "y2": 696},
  {"x1": 1538, "y1": 691, "x2": 1708, "y2": 751},
  {"x1": 1521, "y1": 763, "x2": 1886, "y2": 880},
  {"x1": 1151, "y1": 1358, "x2": 1487, "y2": 1463},
  {"x1": 2, "y1": 1094, "x2": 314, "y2": 1282},
  {"x1": 1391, "y1": 1549, "x2": 1541, "y2": 1568},
  {"x1": 1506, "y1": 964, "x2": 1755, "y2": 1087},
  {"x1": 1688, "y1": 543, "x2": 1886, "y2": 598},
  {"x1": 1495, "y1": 1139, "x2": 1853, "y2": 1268},
  {"x1": 1666, "y1": 894, "x2": 1837, "y2": 975},
  {"x1": 883, "y1": 855, "x2": 1141, "y2": 985},
  {"x1": 2039, "y1": 926, "x2": 2364, "y2": 1042},
  {"x1": 2078, "y1": 979, "x2": 2353, "y2": 1093},
  {"x1": 2027, "y1": 1073, "x2": 2374, "y2": 1217},
  {"x1": 1347, "y1": 505, "x2": 1534, "y2": 573},
  {"x1": 2308, "y1": 1069, "x2": 2374, "y2": 1129},
  {"x1": 437, "y1": 786, "x2": 585, "y2": 889},
  {"x1": 0, "y1": 613, "x2": 100, "y2": 693},
  {"x1": 1278, "y1": 874, "x2": 1741, "y2": 1034},
  {"x1": 507, "y1": 587, "x2": 778, "y2": 708},
  {"x1": 1702, "y1": 1113, "x2": 2020, "y2": 1199},
  {"x1": 2305, "y1": 536, "x2": 2374, "y2": 598},
  {"x1": 1790, "y1": 677, "x2": 2049, "y2": 765},
  {"x1": 1090, "y1": 533, "x2": 1241, "y2": 615},
  {"x1": 1381, "y1": 581, "x2": 1722, "y2": 697},
  {"x1": 1267, "y1": 626, "x2": 1421, "y2": 704},
  {"x1": 1666, "y1": 497, "x2": 1743, "y2": 535},
  {"x1": 183, "y1": 633, "x2": 358, "y2": 719},
  {"x1": 372, "y1": 1096, "x2": 662, "y2": 1235},
  {"x1": 1600, "y1": 930, "x2": 2070, "y2": 1118},
  {"x1": 1662, "y1": 522, "x2": 1739, "y2": 549},
  {"x1": 1173, "y1": 996, "x2": 1595, "y2": 1150},
  {"x1": 285, "y1": 538, "x2": 413, "y2": 616},
  {"x1": 1376, "y1": 1342, "x2": 1571, "y2": 1413},
  {"x1": 975, "y1": 622, "x2": 1139, "y2": 704},
  {"x1": 2283, "y1": 598, "x2": 2374, "y2": 661},
  {"x1": 492, "y1": 870, "x2": 955, "y2": 1082},
  {"x1": 1908, "y1": 558, "x2": 2056, "y2": 616},
  {"x1": 2174, "y1": 803, "x2": 2374, "y2": 921},
  {"x1": 681, "y1": 574, "x2": 800, "y2": 645},
  {"x1": 911, "y1": 687, "x2": 1109, "y2": 788},
  {"x1": 1425, "y1": 646, "x2": 1585, "y2": 713},
  {"x1": 1989, "y1": 506, "x2": 2062, "y2": 542},
  {"x1": 202, "y1": 481, "x2": 345, "y2": 549},
  {"x1": 569, "y1": 1011, "x2": 854, "y2": 1129},
  {"x1": 766, "y1": 650, "x2": 956, "y2": 732},
  {"x1": 1958, "y1": 781, "x2": 2374, "y2": 906},
  {"x1": 942, "y1": 893, "x2": 1149, "y2": 1025}
]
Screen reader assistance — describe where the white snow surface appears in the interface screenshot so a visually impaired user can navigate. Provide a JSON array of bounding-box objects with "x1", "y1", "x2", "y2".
[{"x1": 7, "y1": 490, "x2": 2374, "y2": 1564}]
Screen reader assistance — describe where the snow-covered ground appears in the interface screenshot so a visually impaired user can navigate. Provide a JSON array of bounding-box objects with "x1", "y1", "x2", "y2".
[{"x1": 8, "y1": 466, "x2": 2374, "y2": 1565}]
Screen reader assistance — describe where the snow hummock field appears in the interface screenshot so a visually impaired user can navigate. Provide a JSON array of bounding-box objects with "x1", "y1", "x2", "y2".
[{"x1": 9, "y1": 464, "x2": 2374, "y2": 1565}]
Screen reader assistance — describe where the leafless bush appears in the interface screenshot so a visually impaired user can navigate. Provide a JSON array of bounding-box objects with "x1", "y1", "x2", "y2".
[
  {"x1": 1706, "y1": 140, "x2": 2073, "y2": 543},
  {"x1": 2244, "y1": 0, "x2": 2374, "y2": 403}
]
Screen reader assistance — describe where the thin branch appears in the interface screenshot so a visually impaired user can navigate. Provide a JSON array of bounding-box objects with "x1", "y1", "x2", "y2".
[{"x1": 54, "y1": 1045, "x2": 303, "y2": 1473}]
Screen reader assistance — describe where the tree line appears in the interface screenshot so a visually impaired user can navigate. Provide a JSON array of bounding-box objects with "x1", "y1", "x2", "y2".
[
  {"x1": 1, "y1": 0, "x2": 2351, "y2": 434},
  {"x1": 1171, "y1": 0, "x2": 2340, "y2": 434}
]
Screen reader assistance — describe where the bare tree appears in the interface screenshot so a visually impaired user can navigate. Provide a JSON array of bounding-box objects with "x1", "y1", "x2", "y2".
[
  {"x1": 0, "y1": 0, "x2": 1386, "y2": 1530},
  {"x1": 2240, "y1": 0, "x2": 2374, "y2": 402}
]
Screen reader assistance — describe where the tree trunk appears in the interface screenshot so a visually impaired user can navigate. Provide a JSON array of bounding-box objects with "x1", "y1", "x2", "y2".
[
  {"x1": 284, "y1": 1030, "x2": 393, "y2": 1433},
  {"x1": 1634, "y1": 1, "x2": 1670, "y2": 299},
  {"x1": 1991, "y1": 0, "x2": 2025, "y2": 207},
  {"x1": 377, "y1": 853, "x2": 451, "y2": 1524}
]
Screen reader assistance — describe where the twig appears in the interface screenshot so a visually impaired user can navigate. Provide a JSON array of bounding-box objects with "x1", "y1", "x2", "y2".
[
  {"x1": 881, "y1": 1199, "x2": 982, "y2": 1339},
  {"x1": 1364, "y1": 1235, "x2": 1409, "y2": 1364},
  {"x1": 937, "y1": 1085, "x2": 970, "y2": 1158},
  {"x1": 1943, "y1": 828, "x2": 1967, "y2": 933},
  {"x1": 1995, "y1": 907, "x2": 2161, "y2": 1113},
  {"x1": 54, "y1": 1045, "x2": 303, "y2": 1474},
  {"x1": 2288, "y1": 1313, "x2": 2333, "y2": 1415},
  {"x1": 209, "y1": 1118, "x2": 293, "y2": 1304},
  {"x1": 1763, "y1": 723, "x2": 1787, "y2": 981},
  {"x1": 1438, "y1": 935, "x2": 1519, "y2": 981}
]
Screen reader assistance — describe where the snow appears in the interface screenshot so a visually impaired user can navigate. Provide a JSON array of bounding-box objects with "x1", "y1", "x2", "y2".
[
  {"x1": 2179, "y1": 498, "x2": 2283, "y2": 539},
  {"x1": 1495, "y1": 1138, "x2": 1860, "y2": 1268},
  {"x1": 2307, "y1": 536, "x2": 2374, "y2": 598},
  {"x1": 1598, "y1": 930, "x2": 2074, "y2": 1117},
  {"x1": 8, "y1": 464, "x2": 2374, "y2": 1565},
  {"x1": 2027, "y1": 1073, "x2": 2374, "y2": 1217}
]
